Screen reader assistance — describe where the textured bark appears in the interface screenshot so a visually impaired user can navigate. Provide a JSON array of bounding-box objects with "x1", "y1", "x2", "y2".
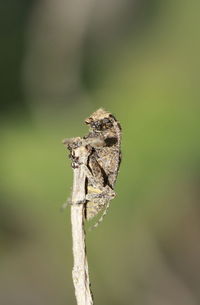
[{"x1": 70, "y1": 146, "x2": 93, "y2": 305}]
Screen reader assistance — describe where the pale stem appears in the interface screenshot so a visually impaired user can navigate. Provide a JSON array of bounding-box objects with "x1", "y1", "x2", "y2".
[{"x1": 71, "y1": 146, "x2": 93, "y2": 305}]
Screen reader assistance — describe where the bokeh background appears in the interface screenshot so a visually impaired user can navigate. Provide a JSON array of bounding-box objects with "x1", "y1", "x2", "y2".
[{"x1": 1, "y1": 0, "x2": 200, "y2": 304}]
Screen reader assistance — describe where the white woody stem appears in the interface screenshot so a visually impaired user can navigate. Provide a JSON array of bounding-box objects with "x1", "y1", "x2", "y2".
[{"x1": 71, "y1": 146, "x2": 93, "y2": 305}]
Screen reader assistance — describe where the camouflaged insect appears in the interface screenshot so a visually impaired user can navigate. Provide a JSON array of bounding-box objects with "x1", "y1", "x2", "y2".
[{"x1": 63, "y1": 108, "x2": 121, "y2": 227}]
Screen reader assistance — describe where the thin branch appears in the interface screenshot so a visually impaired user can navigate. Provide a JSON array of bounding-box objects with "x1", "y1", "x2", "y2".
[{"x1": 70, "y1": 145, "x2": 93, "y2": 305}]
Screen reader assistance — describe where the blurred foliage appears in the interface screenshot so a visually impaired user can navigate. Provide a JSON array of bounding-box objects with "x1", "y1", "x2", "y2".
[{"x1": 0, "y1": 0, "x2": 200, "y2": 304}]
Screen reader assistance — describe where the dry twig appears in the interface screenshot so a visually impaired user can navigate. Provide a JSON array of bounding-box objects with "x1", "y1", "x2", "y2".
[{"x1": 70, "y1": 145, "x2": 93, "y2": 305}]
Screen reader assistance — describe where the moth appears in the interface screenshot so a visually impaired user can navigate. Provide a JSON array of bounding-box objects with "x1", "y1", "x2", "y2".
[{"x1": 63, "y1": 108, "x2": 121, "y2": 227}]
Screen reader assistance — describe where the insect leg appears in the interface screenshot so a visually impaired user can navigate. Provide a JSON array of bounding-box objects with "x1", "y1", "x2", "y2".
[
  {"x1": 86, "y1": 186, "x2": 115, "y2": 201},
  {"x1": 82, "y1": 164, "x2": 104, "y2": 190},
  {"x1": 89, "y1": 201, "x2": 111, "y2": 230},
  {"x1": 60, "y1": 197, "x2": 72, "y2": 211}
]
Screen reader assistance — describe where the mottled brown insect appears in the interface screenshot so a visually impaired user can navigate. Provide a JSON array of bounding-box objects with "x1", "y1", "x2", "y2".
[{"x1": 63, "y1": 108, "x2": 121, "y2": 227}]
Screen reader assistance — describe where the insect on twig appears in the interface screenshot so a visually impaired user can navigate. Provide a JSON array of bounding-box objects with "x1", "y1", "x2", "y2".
[{"x1": 62, "y1": 109, "x2": 121, "y2": 305}]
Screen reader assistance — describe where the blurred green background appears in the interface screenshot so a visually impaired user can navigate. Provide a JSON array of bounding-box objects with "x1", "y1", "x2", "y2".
[{"x1": 1, "y1": 0, "x2": 200, "y2": 304}]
